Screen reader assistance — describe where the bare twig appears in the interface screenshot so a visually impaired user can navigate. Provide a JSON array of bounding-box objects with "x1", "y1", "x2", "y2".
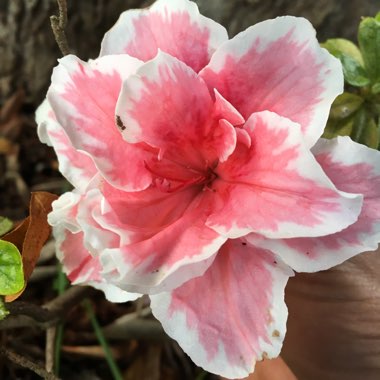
[
  {"x1": 0, "y1": 315, "x2": 36, "y2": 330},
  {"x1": 29, "y1": 266, "x2": 58, "y2": 283},
  {"x1": 102, "y1": 319, "x2": 167, "y2": 341},
  {"x1": 104, "y1": 306, "x2": 152, "y2": 328},
  {"x1": 45, "y1": 285, "x2": 95, "y2": 315},
  {"x1": 0, "y1": 346, "x2": 59, "y2": 380},
  {"x1": 61, "y1": 344, "x2": 121, "y2": 359},
  {"x1": 45, "y1": 327, "x2": 56, "y2": 373},
  {"x1": 99, "y1": 306, "x2": 168, "y2": 341},
  {"x1": 50, "y1": 0, "x2": 70, "y2": 56},
  {"x1": 0, "y1": 286, "x2": 96, "y2": 330},
  {"x1": 5, "y1": 301, "x2": 54, "y2": 323}
]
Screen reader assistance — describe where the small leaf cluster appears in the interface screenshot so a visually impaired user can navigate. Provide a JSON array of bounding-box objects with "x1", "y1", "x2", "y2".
[{"x1": 322, "y1": 12, "x2": 380, "y2": 149}]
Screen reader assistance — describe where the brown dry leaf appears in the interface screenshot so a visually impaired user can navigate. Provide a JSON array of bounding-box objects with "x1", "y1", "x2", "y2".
[
  {"x1": 2, "y1": 217, "x2": 30, "y2": 252},
  {"x1": 2, "y1": 191, "x2": 58, "y2": 301}
]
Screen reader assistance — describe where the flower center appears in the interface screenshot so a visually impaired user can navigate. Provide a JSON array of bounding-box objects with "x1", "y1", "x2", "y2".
[{"x1": 145, "y1": 160, "x2": 217, "y2": 193}]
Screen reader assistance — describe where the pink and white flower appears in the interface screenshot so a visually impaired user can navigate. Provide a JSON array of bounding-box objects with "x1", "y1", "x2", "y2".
[{"x1": 36, "y1": 0, "x2": 380, "y2": 377}]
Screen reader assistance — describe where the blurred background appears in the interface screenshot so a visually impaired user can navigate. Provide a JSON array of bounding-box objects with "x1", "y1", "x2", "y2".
[{"x1": 1, "y1": 0, "x2": 378, "y2": 107}]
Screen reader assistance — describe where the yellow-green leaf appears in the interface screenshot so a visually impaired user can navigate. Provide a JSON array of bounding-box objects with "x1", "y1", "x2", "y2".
[
  {"x1": 360, "y1": 116, "x2": 380, "y2": 149},
  {"x1": 321, "y1": 38, "x2": 364, "y2": 65},
  {"x1": 323, "y1": 116, "x2": 354, "y2": 139},
  {"x1": 0, "y1": 217, "x2": 13, "y2": 237},
  {"x1": 329, "y1": 93, "x2": 364, "y2": 120},
  {"x1": 0, "y1": 240, "x2": 24, "y2": 296},
  {"x1": 351, "y1": 108, "x2": 380, "y2": 149},
  {"x1": 372, "y1": 83, "x2": 380, "y2": 95}
]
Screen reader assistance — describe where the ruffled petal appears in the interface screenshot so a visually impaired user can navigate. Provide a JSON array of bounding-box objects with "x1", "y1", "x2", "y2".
[
  {"x1": 116, "y1": 51, "x2": 236, "y2": 166},
  {"x1": 248, "y1": 137, "x2": 380, "y2": 272},
  {"x1": 100, "y1": 0, "x2": 228, "y2": 72},
  {"x1": 54, "y1": 228, "x2": 139, "y2": 302},
  {"x1": 47, "y1": 54, "x2": 153, "y2": 191},
  {"x1": 200, "y1": 16, "x2": 343, "y2": 148},
  {"x1": 36, "y1": 100, "x2": 97, "y2": 190},
  {"x1": 150, "y1": 239, "x2": 293, "y2": 379},
  {"x1": 48, "y1": 191, "x2": 82, "y2": 233},
  {"x1": 50, "y1": 191, "x2": 139, "y2": 302},
  {"x1": 207, "y1": 111, "x2": 363, "y2": 239},
  {"x1": 97, "y1": 185, "x2": 227, "y2": 294}
]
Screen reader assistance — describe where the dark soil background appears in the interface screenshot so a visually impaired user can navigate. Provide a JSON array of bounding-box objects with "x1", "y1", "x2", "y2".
[{"x1": 0, "y1": 1, "x2": 377, "y2": 379}]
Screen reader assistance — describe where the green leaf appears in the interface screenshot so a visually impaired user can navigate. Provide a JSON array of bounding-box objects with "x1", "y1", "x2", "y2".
[
  {"x1": 0, "y1": 240, "x2": 24, "y2": 296},
  {"x1": 351, "y1": 108, "x2": 380, "y2": 149},
  {"x1": 340, "y1": 54, "x2": 371, "y2": 87},
  {"x1": 321, "y1": 39, "x2": 370, "y2": 87},
  {"x1": 0, "y1": 217, "x2": 13, "y2": 237},
  {"x1": 0, "y1": 298, "x2": 9, "y2": 321},
  {"x1": 361, "y1": 117, "x2": 379, "y2": 149},
  {"x1": 329, "y1": 92, "x2": 364, "y2": 119},
  {"x1": 323, "y1": 117, "x2": 354, "y2": 140},
  {"x1": 358, "y1": 16, "x2": 380, "y2": 82},
  {"x1": 321, "y1": 38, "x2": 364, "y2": 65},
  {"x1": 372, "y1": 82, "x2": 380, "y2": 94}
]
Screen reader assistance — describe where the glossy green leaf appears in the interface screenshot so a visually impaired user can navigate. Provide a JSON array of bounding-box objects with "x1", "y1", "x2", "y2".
[
  {"x1": 321, "y1": 38, "x2": 370, "y2": 87},
  {"x1": 0, "y1": 240, "x2": 24, "y2": 296},
  {"x1": 321, "y1": 38, "x2": 364, "y2": 65},
  {"x1": 329, "y1": 92, "x2": 364, "y2": 119},
  {"x1": 358, "y1": 16, "x2": 380, "y2": 82},
  {"x1": 351, "y1": 108, "x2": 380, "y2": 149},
  {"x1": 0, "y1": 217, "x2": 13, "y2": 237},
  {"x1": 340, "y1": 54, "x2": 371, "y2": 87}
]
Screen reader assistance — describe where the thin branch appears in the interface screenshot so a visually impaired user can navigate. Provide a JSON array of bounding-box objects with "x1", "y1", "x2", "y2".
[
  {"x1": 0, "y1": 347, "x2": 59, "y2": 380},
  {"x1": 45, "y1": 285, "x2": 95, "y2": 315},
  {"x1": 29, "y1": 266, "x2": 58, "y2": 283},
  {"x1": 102, "y1": 319, "x2": 167, "y2": 341},
  {"x1": 50, "y1": 0, "x2": 70, "y2": 56},
  {"x1": 46, "y1": 327, "x2": 56, "y2": 373},
  {"x1": 0, "y1": 286, "x2": 95, "y2": 330},
  {"x1": 5, "y1": 301, "x2": 54, "y2": 323}
]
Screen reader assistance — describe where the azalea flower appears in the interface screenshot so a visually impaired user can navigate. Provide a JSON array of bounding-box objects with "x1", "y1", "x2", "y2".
[{"x1": 36, "y1": 0, "x2": 380, "y2": 378}]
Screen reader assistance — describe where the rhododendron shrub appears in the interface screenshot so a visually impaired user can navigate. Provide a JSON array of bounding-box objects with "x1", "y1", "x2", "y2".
[{"x1": 36, "y1": 0, "x2": 380, "y2": 377}]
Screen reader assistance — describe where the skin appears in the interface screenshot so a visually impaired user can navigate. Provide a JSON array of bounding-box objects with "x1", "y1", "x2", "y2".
[
  {"x1": 282, "y1": 247, "x2": 380, "y2": 380},
  {"x1": 222, "y1": 247, "x2": 380, "y2": 380},
  {"x1": 242, "y1": 357, "x2": 297, "y2": 380}
]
